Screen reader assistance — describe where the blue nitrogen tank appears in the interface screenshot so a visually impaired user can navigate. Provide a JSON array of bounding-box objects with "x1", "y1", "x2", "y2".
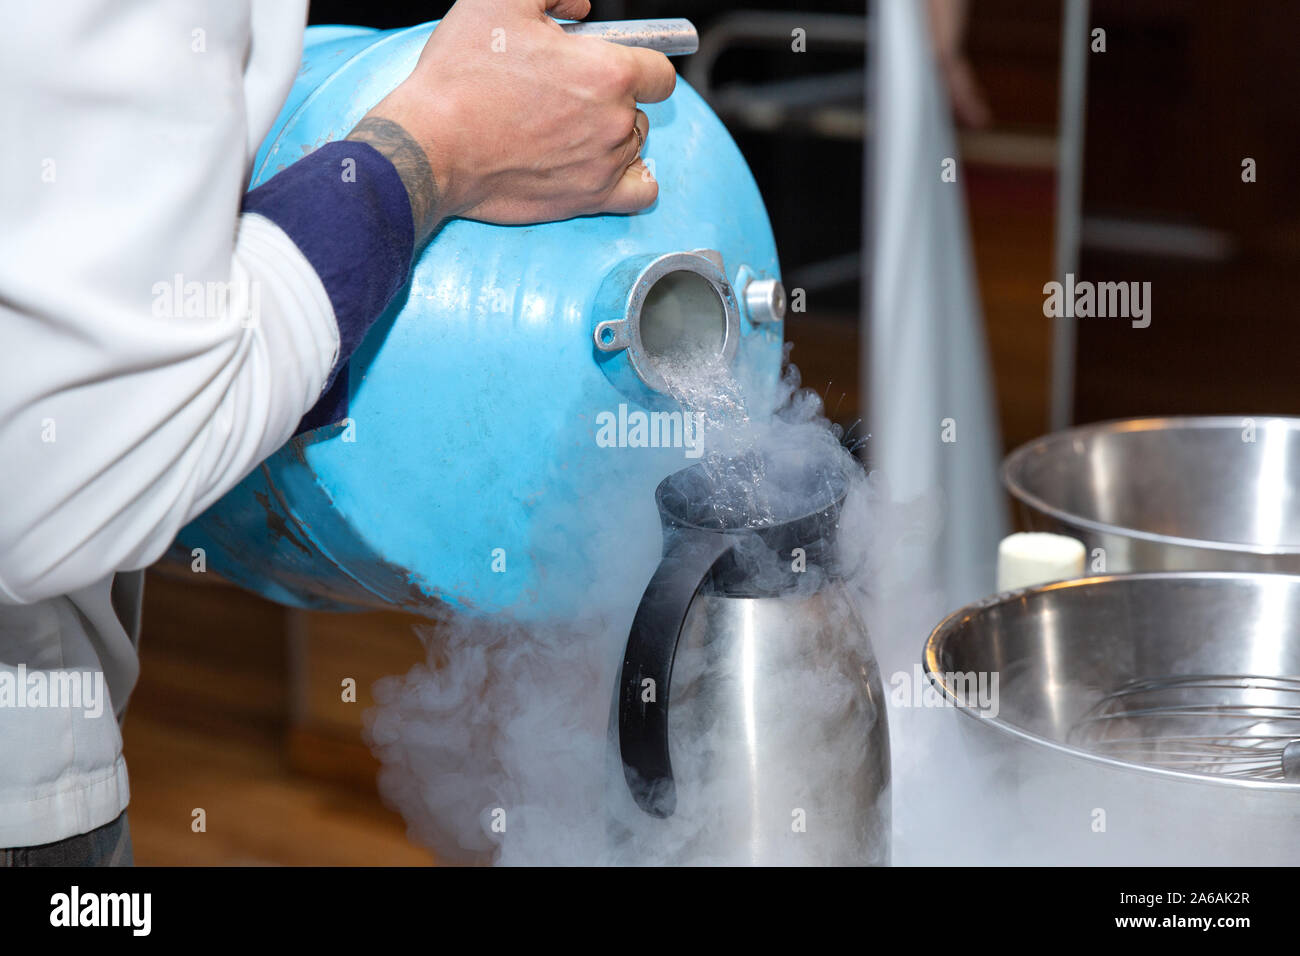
[{"x1": 181, "y1": 21, "x2": 785, "y2": 617}]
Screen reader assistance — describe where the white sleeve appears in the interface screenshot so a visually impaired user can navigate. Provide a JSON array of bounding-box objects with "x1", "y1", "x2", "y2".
[{"x1": 0, "y1": 0, "x2": 340, "y2": 604}]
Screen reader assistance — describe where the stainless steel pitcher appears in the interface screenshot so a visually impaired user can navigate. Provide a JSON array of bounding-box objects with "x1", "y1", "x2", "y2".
[{"x1": 614, "y1": 457, "x2": 891, "y2": 865}]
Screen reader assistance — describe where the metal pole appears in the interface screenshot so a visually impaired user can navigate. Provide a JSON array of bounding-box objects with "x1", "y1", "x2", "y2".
[
  {"x1": 560, "y1": 19, "x2": 698, "y2": 56},
  {"x1": 1049, "y1": 0, "x2": 1090, "y2": 430},
  {"x1": 859, "y1": 3, "x2": 877, "y2": 452}
]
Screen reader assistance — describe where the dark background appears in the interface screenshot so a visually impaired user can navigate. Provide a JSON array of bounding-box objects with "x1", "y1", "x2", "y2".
[{"x1": 1075, "y1": 0, "x2": 1300, "y2": 423}]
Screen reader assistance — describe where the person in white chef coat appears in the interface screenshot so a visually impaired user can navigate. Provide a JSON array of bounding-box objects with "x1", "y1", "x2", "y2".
[{"x1": 0, "y1": 0, "x2": 674, "y2": 865}]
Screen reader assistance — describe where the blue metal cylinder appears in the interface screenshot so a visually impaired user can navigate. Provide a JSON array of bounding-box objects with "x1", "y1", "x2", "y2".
[{"x1": 182, "y1": 21, "x2": 785, "y2": 617}]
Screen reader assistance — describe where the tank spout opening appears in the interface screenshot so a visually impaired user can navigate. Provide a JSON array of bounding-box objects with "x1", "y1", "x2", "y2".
[
  {"x1": 593, "y1": 250, "x2": 742, "y2": 395},
  {"x1": 640, "y1": 269, "x2": 727, "y2": 363}
]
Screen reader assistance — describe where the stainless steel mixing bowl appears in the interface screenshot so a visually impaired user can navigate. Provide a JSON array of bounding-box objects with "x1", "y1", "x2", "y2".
[
  {"x1": 924, "y1": 572, "x2": 1300, "y2": 865},
  {"x1": 1002, "y1": 415, "x2": 1300, "y2": 573}
]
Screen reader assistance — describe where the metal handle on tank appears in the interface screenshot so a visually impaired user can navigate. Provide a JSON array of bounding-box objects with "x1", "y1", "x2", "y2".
[{"x1": 560, "y1": 18, "x2": 699, "y2": 57}]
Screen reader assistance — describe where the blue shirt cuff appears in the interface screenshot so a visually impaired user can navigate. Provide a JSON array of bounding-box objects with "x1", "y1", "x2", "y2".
[{"x1": 241, "y1": 140, "x2": 415, "y2": 434}]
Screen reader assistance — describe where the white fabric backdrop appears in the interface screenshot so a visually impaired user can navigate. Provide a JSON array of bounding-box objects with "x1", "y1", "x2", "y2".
[
  {"x1": 866, "y1": 0, "x2": 1007, "y2": 619},
  {"x1": 864, "y1": 0, "x2": 1011, "y2": 864}
]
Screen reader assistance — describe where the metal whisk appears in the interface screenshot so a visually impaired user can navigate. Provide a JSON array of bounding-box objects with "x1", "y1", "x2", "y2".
[{"x1": 1067, "y1": 674, "x2": 1300, "y2": 781}]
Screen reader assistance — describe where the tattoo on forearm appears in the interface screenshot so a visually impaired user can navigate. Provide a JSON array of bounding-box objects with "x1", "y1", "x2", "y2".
[{"x1": 346, "y1": 117, "x2": 440, "y2": 241}]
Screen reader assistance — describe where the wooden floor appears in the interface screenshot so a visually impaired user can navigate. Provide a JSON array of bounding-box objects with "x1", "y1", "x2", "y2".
[
  {"x1": 122, "y1": 570, "x2": 433, "y2": 866},
  {"x1": 123, "y1": 707, "x2": 430, "y2": 866}
]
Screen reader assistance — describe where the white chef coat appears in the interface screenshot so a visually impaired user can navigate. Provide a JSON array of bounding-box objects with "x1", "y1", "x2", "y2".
[{"x1": 0, "y1": 0, "x2": 341, "y2": 846}]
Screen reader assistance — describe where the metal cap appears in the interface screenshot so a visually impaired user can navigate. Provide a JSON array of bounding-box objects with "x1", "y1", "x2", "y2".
[{"x1": 744, "y1": 277, "x2": 786, "y2": 325}]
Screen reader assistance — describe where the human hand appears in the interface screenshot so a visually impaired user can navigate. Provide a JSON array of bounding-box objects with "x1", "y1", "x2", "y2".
[
  {"x1": 926, "y1": 0, "x2": 992, "y2": 129},
  {"x1": 348, "y1": 0, "x2": 677, "y2": 243}
]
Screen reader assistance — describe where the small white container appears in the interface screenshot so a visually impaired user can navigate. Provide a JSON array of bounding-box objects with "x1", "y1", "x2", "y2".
[{"x1": 997, "y1": 532, "x2": 1086, "y2": 592}]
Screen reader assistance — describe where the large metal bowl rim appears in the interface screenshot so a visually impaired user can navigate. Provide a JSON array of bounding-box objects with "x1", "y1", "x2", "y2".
[
  {"x1": 924, "y1": 570, "x2": 1300, "y2": 792},
  {"x1": 1001, "y1": 415, "x2": 1300, "y2": 557}
]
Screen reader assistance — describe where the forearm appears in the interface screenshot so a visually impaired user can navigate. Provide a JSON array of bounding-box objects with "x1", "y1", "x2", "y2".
[{"x1": 346, "y1": 116, "x2": 445, "y2": 246}]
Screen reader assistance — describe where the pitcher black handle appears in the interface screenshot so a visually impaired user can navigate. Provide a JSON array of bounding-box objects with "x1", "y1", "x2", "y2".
[{"x1": 619, "y1": 529, "x2": 734, "y2": 817}]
